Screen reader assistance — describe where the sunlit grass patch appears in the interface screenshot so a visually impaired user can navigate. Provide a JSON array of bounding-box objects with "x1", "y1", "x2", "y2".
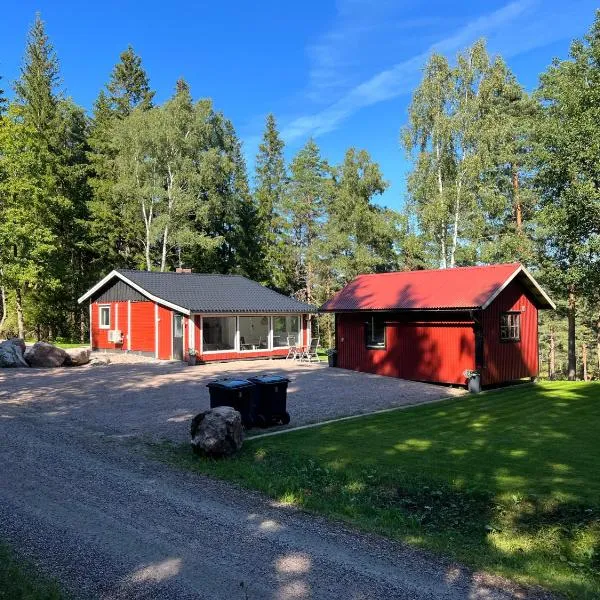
[{"x1": 155, "y1": 381, "x2": 600, "y2": 598}]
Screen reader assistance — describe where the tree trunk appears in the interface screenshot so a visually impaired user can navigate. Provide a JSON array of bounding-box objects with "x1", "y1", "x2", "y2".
[
  {"x1": 567, "y1": 287, "x2": 576, "y2": 381},
  {"x1": 15, "y1": 286, "x2": 25, "y2": 339},
  {"x1": 449, "y1": 177, "x2": 462, "y2": 268},
  {"x1": 160, "y1": 225, "x2": 169, "y2": 272},
  {"x1": 436, "y1": 145, "x2": 447, "y2": 269},
  {"x1": 0, "y1": 284, "x2": 7, "y2": 330},
  {"x1": 512, "y1": 163, "x2": 522, "y2": 233},
  {"x1": 597, "y1": 316, "x2": 600, "y2": 376},
  {"x1": 80, "y1": 307, "x2": 86, "y2": 344},
  {"x1": 549, "y1": 328, "x2": 555, "y2": 380},
  {"x1": 582, "y1": 343, "x2": 588, "y2": 381}
]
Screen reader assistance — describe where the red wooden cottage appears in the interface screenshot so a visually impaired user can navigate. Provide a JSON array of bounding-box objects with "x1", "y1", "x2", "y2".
[
  {"x1": 78, "y1": 270, "x2": 315, "y2": 362},
  {"x1": 321, "y1": 263, "x2": 555, "y2": 387}
]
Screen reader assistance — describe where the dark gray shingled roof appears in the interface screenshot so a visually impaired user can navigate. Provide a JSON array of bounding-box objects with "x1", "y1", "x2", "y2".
[{"x1": 116, "y1": 270, "x2": 316, "y2": 313}]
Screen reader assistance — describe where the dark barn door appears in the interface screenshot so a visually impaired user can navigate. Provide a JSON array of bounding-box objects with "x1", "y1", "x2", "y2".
[{"x1": 172, "y1": 313, "x2": 184, "y2": 360}]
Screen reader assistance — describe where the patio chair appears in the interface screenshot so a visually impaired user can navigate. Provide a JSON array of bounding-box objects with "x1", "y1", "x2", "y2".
[
  {"x1": 300, "y1": 338, "x2": 320, "y2": 363},
  {"x1": 286, "y1": 336, "x2": 301, "y2": 360}
]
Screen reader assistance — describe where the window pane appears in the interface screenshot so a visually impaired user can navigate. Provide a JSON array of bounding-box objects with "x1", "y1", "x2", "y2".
[
  {"x1": 100, "y1": 307, "x2": 110, "y2": 327},
  {"x1": 500, "y1": 313, "x2": 520, "y2": 341},
  {"x1": 273, "y1": 315, "x2": 300, "y2": 347},
  {"x1": 366, "y1": 315, "x2": 385, "y2": 348},
  {"x1": 203, "y1": 317, "x2": 236, "y2": 351},
  {"x1": 239, "y1": 316, "x2": 269, "y2": 350},
  {"x1": 173, "y1": 314, "x2": 183, "y2": 337}
]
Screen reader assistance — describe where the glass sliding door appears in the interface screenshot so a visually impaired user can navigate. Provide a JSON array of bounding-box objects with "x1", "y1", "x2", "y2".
[
  {"x1": 273, "y1": 315, "x2": 300, "y2": 347},
  {"x1": 238, "y1": 316, "x2": 269, "y2": 350},
  {"x1": 202, "y1": 316, "x2": 236, "y2": 351}
]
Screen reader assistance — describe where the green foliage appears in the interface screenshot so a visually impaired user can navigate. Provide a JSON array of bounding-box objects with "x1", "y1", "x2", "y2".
[
  {"x1": 158, "y1": 382, "x2": 600, "y2": 598},
  {"x1": 0, "y1": 543, "x2": 64, "y2": 599},
  {"x1": 254, "y1": 114, "x2": 291, "y2": 289}
]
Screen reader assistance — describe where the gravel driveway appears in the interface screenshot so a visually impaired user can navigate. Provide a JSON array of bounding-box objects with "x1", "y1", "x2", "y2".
[
  {"x1": 0, "y1": 359, "x2": 550, "y2": 599},
  {"x1": 0, "y1": 356, "x2": 464, "y2": 443}
]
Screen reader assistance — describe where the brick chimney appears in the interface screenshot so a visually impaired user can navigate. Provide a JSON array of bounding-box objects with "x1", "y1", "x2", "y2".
[{"x1": 175, "y1": 268, "x2": 192, "y2": 273}]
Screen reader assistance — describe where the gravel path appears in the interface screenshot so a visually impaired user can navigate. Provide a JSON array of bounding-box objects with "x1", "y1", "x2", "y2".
[
  {"x1": 0, "y1": 358, "x2": 464, "y2": 443},
  {"x1": 0, "y1": 412, "x2": 551, "y2": 600}
]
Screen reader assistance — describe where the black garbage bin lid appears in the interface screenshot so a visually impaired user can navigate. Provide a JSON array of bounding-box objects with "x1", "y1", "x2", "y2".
[
  {"x1": 207, "y1": 378, "x2": 254, "y2": 389},
  {"x1": 248, "y1": 375, "x2": 290, "y2": 385}
]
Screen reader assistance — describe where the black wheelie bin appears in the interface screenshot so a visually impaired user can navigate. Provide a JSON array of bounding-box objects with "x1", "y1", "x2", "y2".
[
  {"x1": 248, "y1": 375, "x2": 291, "y2": 427},
  {"x1": 206, "y1": 378, "x2": 257, "y2": 427}
]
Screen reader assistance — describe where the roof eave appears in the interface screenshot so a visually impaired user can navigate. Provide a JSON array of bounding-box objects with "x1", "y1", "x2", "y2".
[
  {"x1": 77, "y1": 270, "x2": 191, "y2": 315},
  {"x1": 480, "y1": 264, "x2": 556, "y2": 310}
]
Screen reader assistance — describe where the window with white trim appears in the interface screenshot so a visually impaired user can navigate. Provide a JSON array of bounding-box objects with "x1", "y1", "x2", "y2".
[
  {"x1": 365, "y1": 315, "x2": 385, "y2": 349},
  {"x1": 99, "y1": 305, "x2": 111, "y2": 329},
  {"x1": 273, "y1": 315, "x2": 300, "y2": 347},
  {"x1": 500, "y1": 312, "x2": 520, "y2": 342}
]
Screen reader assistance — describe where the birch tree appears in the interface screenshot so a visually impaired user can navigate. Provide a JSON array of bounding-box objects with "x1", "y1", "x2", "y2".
[{"x1": 403, "y1": 53, "x2": 454, "y2": 267}]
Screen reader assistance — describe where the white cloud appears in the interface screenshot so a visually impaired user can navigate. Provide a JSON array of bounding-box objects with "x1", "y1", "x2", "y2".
[{"x1": 282, "y1": 0, "x2": 536, "y2": 142}]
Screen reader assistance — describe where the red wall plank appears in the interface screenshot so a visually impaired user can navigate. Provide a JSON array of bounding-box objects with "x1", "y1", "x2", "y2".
[
  {"x1": 481, "y1": 280, "x2": 538, "y2": 385},
  {"x1": 337, "y1": 313, "x2": 475, "y2": 385},
  {"x1": 157, "y1": 305, "x2": 172, "y2": 360},
  {"x1": 129, "y1": 302, "x2": 155, "y2": 353}
]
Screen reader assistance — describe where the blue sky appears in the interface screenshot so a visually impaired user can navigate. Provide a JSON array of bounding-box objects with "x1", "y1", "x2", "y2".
[{"x1": 1, "y1": 0, "x2": 597, "y2": 210}]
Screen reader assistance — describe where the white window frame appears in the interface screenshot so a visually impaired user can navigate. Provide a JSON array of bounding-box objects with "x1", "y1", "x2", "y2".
[
  {"x1": 98, "y1": 305, "x2": 111, "y2": 329},
  {"x1": 272, "y1": 314, "x2": 301, "y2": 349},
  {"x1": 200, "y1": 315, "x2": 239, "y2": 354},
  {"x1": 238, "y1": 315, "x2": 272, "y2": 353},
  {"x1": 198, "y1": 314, "x2": 305, "y2": 355}
]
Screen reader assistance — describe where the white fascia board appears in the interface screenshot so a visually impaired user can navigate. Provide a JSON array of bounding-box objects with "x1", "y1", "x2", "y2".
[
  {"x1": 480, "y1": 264, "x2": 556, "y2": 310},
  {"x1": 77, "y1": 270, "x2": 190, "y2": 315}
]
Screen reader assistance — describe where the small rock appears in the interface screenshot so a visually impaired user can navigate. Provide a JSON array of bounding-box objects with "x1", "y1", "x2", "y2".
[
  {"x1": 89, "y1": 355, "x2": 111, "y2": 366},
  {"x1": 0, "y1": 338, "x2": 29, "y2": 368},
  {"x1": 24, "y1": 342, "x2": 68, "y2": 368},
  {"x1": 191, "y1": 406, "x2": 244, "y2": 457},
  {"x1": 64, "y1": 347, "x2": 91, "y2": 366}
]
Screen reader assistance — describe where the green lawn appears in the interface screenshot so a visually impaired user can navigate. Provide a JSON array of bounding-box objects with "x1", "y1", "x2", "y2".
[
  {"x1": 0, "y1": 544, "x2": 63, "y2": 600},
  {"x1": 24, "y1": 339, "x2": 88, "y2": 349},
  {"x1": 156, "y1": 381, "x2": 600, "y2": 598}
]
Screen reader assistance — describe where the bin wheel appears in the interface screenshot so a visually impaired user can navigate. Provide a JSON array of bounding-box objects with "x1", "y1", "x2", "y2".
[
  {"x1": 281, "y1": 412, "x2": 290, "y2": 425},
  {"x1": 255, "y1": 414, "x2": 268, "y2": 428}
]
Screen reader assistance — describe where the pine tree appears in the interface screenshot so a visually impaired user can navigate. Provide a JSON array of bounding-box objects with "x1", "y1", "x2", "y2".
[
  {"x1": 534, "y1": 11, "x2": 600, "y2": 380},
  {"x1": 284, "y1": 139, "x2": 331, "y2": 303},
  {"x1": 325, "y1": 148, "x2": 400, "y2": 286}
]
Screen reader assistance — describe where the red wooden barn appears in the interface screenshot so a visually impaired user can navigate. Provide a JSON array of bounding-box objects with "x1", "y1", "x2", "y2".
[
  {"x1": 78, "y1": 269, "x2": 315, "y2": 362},
  {"x1": 321, "y1": 263, "x2": 555, "y2": 387}
]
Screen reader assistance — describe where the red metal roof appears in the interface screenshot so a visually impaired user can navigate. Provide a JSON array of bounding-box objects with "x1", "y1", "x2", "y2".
[{"x1": 321, "y1": 263, "x2": 555, "y2": 312}]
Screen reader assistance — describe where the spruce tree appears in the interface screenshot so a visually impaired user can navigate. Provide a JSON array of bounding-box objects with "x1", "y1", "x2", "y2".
[
  {"x1": 88, "y1": 46, "x2": 155, "y2": 273},
  {"x1": 14, "y1": 13, "x2": 60, "y2": 137},
  {"x1": 106, "y1": 45, "x2": 154, "y2": 116},
  {"x1": 0, "y1": 74, "x2": 7, "y2": 116},
  {"x1": 254, "y1": 114, "x2": 288, "y2": 286}
]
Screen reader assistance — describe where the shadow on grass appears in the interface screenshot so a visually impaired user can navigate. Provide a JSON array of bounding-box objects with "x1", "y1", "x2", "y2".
[{"x1": 154, "y1": 381, "x2": 600, "y2": 599}]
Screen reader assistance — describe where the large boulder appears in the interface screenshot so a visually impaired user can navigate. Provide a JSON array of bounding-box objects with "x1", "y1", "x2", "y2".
[
  {"x1": 64, "y1": 347, "x2": 91, "y2": 366},
  {"x1": 0, "y1": 338, "x2": 29, "y2": 368},
  {"x1": 190, "y1": 406, "x2": 244, "y2": 457},
  {"x1": 24, "y1": 341, "x2": 68, "y2": 368}
]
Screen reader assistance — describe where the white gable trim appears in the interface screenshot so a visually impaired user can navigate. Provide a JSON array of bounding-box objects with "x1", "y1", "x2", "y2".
[
  {"x1": 480, "y1": 264, "x2": 556, "y2": 310},
  {"x1": 77, "y1": 270, "x2": 190, "y2": 315}
]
